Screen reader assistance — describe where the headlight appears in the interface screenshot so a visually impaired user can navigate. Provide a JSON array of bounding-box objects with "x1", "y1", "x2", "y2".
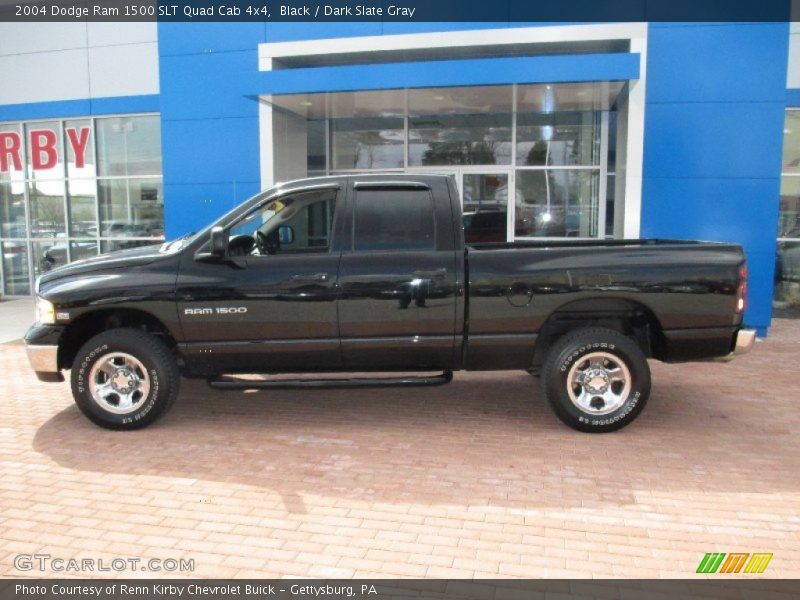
[{"x1": 35, "y1": 297, "x2": 55, "y2": 325}]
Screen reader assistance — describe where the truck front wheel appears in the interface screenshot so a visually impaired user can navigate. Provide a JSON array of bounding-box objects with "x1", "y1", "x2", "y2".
[
  {"x1": 541, "y1": 327, "x2": 650, "y2": 433},
  {"x1": 71, "y1": 329, "x2": 180, "y2": 430}
]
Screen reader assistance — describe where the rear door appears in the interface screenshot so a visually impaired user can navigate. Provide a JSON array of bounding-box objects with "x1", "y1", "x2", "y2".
[{"x1": 337, "y1": 179, "x2": 460, "y2": 370}]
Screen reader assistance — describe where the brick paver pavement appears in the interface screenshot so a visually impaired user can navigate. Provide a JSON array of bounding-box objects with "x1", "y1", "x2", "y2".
[{"x1": 1, "y1": 321, "x2": 799, "y2": 579}]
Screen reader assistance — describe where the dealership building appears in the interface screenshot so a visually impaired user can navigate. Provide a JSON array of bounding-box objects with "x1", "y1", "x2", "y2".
[{"x1": 0, "y1": 20, "x2": 798, "y2": 335}]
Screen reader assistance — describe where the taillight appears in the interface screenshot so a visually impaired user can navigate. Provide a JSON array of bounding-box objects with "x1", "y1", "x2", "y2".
[{"x1": 735, "y1": 264, "x2": 748, "y2": 314}]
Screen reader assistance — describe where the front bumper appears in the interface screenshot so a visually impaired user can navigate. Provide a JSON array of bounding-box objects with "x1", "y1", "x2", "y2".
[
  {"x1": 716, "y1": 328, "x2": 757, "y2": 362},
  {"x1": 26, "y1": 344, "x2": 63, "y2": 382},
  {"x1": 24, "y1": 323, "x2": 65, "y2": 382}
]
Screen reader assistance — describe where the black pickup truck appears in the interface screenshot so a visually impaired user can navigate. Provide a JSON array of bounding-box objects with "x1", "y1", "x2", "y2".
[{"x1": 26, "y1": 174, "x2": 754, "y2": 432}]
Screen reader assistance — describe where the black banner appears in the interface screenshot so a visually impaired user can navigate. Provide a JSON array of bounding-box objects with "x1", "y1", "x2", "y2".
[
  {"x1": 0, "y1": 0, "x2": 796, "y2": 23},
  {"x1": 2, "y1": 580, "x2": 800, "y2": 600}
]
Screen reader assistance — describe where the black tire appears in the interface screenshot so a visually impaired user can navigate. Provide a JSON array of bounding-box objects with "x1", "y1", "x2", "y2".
[
  {"x1": 541, "y1": 327, "x2": 650, "y2": 433},
  {"x1": 71, "y1": 329, "x2": 180, "y2": 430}
]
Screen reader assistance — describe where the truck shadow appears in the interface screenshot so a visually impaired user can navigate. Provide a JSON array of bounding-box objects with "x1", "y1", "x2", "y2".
[{"x1": 32, "y1": 368, "x2": 798, "y2": 514}]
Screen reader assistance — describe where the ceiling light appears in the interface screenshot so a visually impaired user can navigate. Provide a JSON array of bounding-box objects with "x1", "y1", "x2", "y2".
[
  {"x1": 300, "y1": 101, "x2": 313, "y2": 106},
  {"x1": 432, "y1": 95, "x2": 445, "y2": 101}
]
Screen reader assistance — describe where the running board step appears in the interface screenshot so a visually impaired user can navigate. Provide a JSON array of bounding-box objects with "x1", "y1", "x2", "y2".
[{"x1": 208, "y1": 371, "x2": 453, "y2": 390}]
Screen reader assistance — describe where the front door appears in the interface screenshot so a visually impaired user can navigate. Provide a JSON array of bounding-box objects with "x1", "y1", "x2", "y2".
[
  {"x1": 337, "y1": 179, "x2": 460, "y2": 370},
  {"x1": 176, "y1": 186, "x2": 344, "y2": 373}
]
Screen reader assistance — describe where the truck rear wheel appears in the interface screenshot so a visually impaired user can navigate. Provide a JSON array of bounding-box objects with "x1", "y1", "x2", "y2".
[
  {"x1": 541, "y1": 327, "x2": 650, "y2": 433},
  {"x1": 71, "y1": 329, "x2": 180, "y2": 430}
]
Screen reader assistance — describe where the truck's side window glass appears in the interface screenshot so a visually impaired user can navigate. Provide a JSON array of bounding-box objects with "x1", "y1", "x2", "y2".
[
  {"x1": 227, "y1": 190, "x2": 336, "y2": 256},
  {"x1": 354, "y1": 189, "x2": 435, "y2": 251}
]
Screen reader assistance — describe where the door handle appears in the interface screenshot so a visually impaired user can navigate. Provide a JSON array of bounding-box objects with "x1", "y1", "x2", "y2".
[
  {"x1": 291, "y1": 273, "x2": 329, "y2": 282},
  {"x1": 413, "y1": 268, "x2": 447, "y2": 279}
]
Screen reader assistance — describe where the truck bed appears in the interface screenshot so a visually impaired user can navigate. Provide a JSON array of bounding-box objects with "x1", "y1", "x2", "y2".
[{"x1": 463, "y1": 238, "x2": 745, "y2": 369}]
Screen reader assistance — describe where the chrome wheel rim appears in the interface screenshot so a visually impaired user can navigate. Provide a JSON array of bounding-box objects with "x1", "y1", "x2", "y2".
[
  {"x1": 88, "y1": 352, "x2": 150, "y2": 415},
  {"x1": 566, "y1": 351, "x2": 631, "y2": 416}
]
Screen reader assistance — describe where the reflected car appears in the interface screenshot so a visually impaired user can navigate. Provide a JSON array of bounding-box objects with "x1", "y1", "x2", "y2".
[
  {"x1": 101, "y1": 221, "x2": 150, "y2": 238},
  {"x1": 41, "y1": 241, "x2": 97, "y2": 272}
]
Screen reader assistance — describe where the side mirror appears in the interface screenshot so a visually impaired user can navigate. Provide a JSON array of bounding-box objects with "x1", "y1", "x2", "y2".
[
  {"x1": 210, "y1": 226, "x2": 228, "y2": 257},
  {"x1": 196, "y1": 226, "x2": 228, "y2": 263},
  {"x1": 278, "y1": 225, "x2": 295, "y2": 245}
]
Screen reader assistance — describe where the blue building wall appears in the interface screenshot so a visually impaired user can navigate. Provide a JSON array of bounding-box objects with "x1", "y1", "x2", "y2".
[
  {"x1": 157, "y1": 21, "x2": 790, "y2": 335},
  {"x1": 640, "y1": 23, "x2": 790, "y2": 335}
]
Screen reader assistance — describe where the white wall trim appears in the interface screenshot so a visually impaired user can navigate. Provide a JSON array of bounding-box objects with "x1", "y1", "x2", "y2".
[{"x1": 259, "y1": 23, "x2": 647, "y2": 71}]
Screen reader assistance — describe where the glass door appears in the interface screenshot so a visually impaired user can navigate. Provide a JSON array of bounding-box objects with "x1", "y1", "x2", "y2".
[{"x1": 459, "y1": 169, "x2": 511, "y2": 244}]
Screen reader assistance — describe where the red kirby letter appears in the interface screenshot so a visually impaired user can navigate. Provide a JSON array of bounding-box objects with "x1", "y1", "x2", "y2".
[
  {"x1": 66, "y1": 127, "x2": 91, "y2": 169},
  {"x1": 29, "y1": 129, "x2": 58, "y2": 170},
  {"x1": 0, "y1": 131, "x2": 22, "y2": 172}
]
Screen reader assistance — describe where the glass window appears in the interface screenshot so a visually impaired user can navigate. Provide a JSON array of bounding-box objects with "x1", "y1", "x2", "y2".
[
  {"x1": 2, "y1": 241, "x2": 30, "y2": 295},
  {"x1": 96, "y1": 115, "x2": 162, "y2": 176},
  {"x1": 783, "y1": 110, "x2": 800, "y2": 175},
  {"x1": 779, "y1": 176, "x2": 800, "y2": 238},
  {"x1": 307, "y1": 120, "x2": 326, "y2": 175},
  {"x1": 32, "y1": 238, "x2": 69, "y2": 277},
  {"x1": 67, "y1": 179, "x2": 97, "y2": 238},
  {"x1": 25, "y1": 121, "x2": 63, "y2": 181},
  {"x1": 776, "y1": 240, "x2": 800, "y2": 311},
  {"x1": 70, "y1": 240, "x2": 98, "y2": 263},
  {"x1": 354, "y1": 188, "x2": 435, "y2": 251},
  {"x1": 100, "y1": 239, "x2": 159, "y2": 254},
  {"x1": 65, "y1": 119, "x2": 95, "y2": 179},
  {"x1": 0, "y1": 181, "x2": 27, "y2": 238},
  {"x1": 408, "y1": 113, "x2": 512, "y2": 166},
  {"x1": 515, "y1": 170, "x2": 599, "y2": 238},
  {"x1": 331, "y1": 117, "x2": 404, "y2": 170},
  {"x1": 0, "y1": 122, "x2": 25, "y2": 183},
  {"x1": 281, "y1": 196, "x2": 335, "y2": 251},
  {"x1": 98, "y1": 178, "x2": 163, "y2": 238},
  {"x1": 516, "y1": 112, "x2": 599, "y2": 167},
  {"x1": 28, "y1": 180, "x2": 66, "y2": 238},
  {"x1": 228, "y1": 190, "x2": 337, "y2": 255},
  {"x1": 462, "y1": 173, "x2": 508, "y2": 244}
]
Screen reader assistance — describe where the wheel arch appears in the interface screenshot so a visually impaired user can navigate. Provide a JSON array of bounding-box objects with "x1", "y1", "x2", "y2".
[
  {"x1": 531, "y1": 296, "x2": 666, "y2": 371},
  {"x1": 58, "y1": 307, "x2": 178, "y2": 370}
]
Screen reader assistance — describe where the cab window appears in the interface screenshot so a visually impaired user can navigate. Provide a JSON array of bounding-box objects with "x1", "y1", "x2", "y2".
[{"x1": 227, "y1": 190, "x2": 337, "y2": 256}]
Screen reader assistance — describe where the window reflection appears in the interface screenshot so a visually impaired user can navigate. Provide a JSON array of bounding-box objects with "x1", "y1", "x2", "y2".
[
  {"x1": 331, "y1": 117, "x2": 404, "y2": 170},
  {"x1": 515, "y1": 170, "x2": 599, "y2": 238},
  {"x1": 98, "y1": 178, "x2": 164, "y2": 238},
  {"x1": 2, "y1": 241, "x2": 29, "y2": 295},
  {"x1": 0, "y1": 181, "x2": 26, "y2": 238},
  {"x1": 97, "y1": 116, "x2": 162, "y2": 176},
  {"x1": 463, "y1": 173, "x2": 508, "y2": 244},
  {"x1": 776, "y1": 110, "x2": 800, "y2": 316},
  {"x1": 516, "y1": 112, "x2": 599, "y2": 167},
  {"x1": 409, "y1": 113, "x2": 512, "y2": 166},
  {"x1": 783, "y1": 111, "x2": 800, "y2": 175},
  {"x1": 29, "y1": 181, "x2": 66, "y2": 238}
]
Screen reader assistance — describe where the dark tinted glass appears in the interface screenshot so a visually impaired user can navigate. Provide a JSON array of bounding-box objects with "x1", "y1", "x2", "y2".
[{"x1": 354, "y1": 189, "x2": 435, "y2": 251}]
